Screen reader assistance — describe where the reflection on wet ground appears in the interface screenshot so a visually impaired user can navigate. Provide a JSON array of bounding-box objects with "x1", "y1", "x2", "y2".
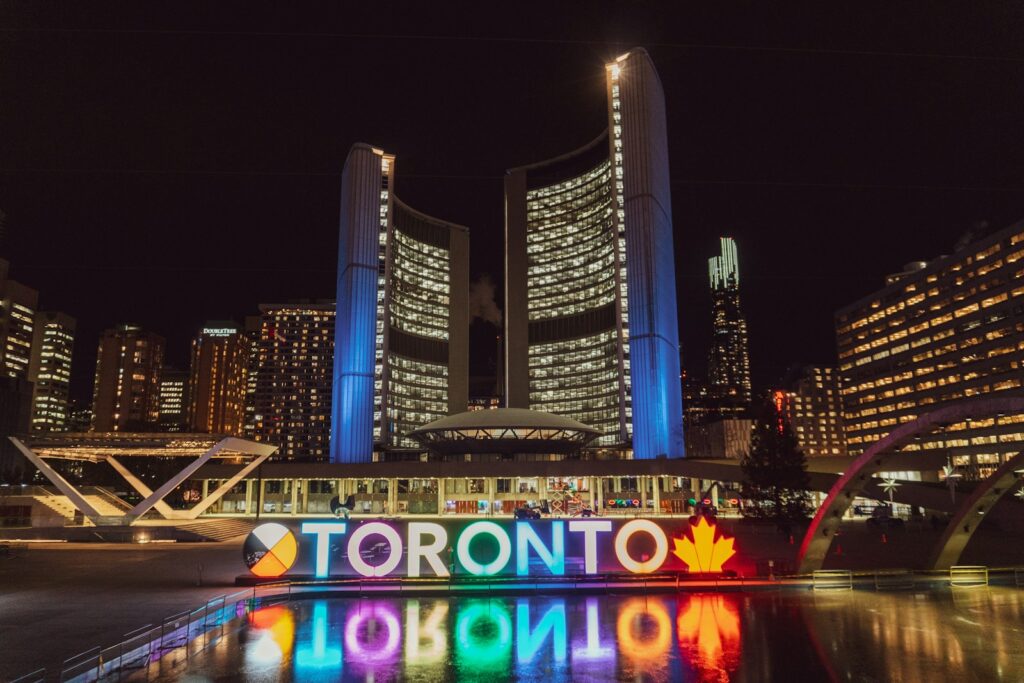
[{"x1": 138, "y1": 588, "x2": 1024, "y2": 682}]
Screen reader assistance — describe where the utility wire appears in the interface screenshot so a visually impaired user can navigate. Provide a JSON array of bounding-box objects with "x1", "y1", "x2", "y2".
[{"x1": 0, "y1": 26, "x2": 1022, "y2": 64}]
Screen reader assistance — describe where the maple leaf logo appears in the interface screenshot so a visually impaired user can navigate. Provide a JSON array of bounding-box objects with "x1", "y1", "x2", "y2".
[{"x1": 673, "y1": 517, "x2": 736, "y2": 573}]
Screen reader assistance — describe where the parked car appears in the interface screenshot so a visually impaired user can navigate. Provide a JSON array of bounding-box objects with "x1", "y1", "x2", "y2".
[
  {"x1": 514, "y1": 506, "x2": 541, "y2": 520},
  {"x1": 866, "y1": 515, "x2": 905, "y2": 530}
]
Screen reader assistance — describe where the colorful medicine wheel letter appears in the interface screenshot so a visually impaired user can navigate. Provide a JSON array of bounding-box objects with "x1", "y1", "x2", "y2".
[{"x1": 244, "y1": 523, "x2": 298, "y2": 577}]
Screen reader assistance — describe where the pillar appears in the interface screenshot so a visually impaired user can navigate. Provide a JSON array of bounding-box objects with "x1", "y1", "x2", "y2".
[
  {"x1": 290, "y1": 480, "x2": 299, "y2": 516},
  {"x1": 652, "y1": 476, "x2": 661, "y2": 515},
  {"x1": 387, "y1": 478, "x2": 398, "y2": 515},
  {"x1": 437, "y1": 478, "x2": 445, "y2": 516},
  {"x1": 244, "y1": 480, "x2": 254, "y2": 516},
  {"x1": 301, "y1": 479, "x2": 309, "y2": 515},
  {"x1": 639, "y1": 476, "x2": 648, "y2": 513}
]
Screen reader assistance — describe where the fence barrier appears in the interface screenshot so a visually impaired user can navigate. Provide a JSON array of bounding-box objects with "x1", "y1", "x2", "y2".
[
  {"x1": 950, "y1": 565, "x2": 989, "y2": 587},
  {"x1": 812, "y1": 569, "x2": 853, "y2": 591},
  {"x1": 874, "y1": 570, "x2": 915, "y2": 591}
]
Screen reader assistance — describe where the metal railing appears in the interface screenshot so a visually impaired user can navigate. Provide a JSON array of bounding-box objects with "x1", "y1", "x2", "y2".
[
  {"x1": 874, "y1": 570, "x2": 915, "y2": 591},
  {"x1": 950, "y1": 565, "x2": 989, "y2": 587},
  {"x1": 21, "y1": 585, "x2": 296, "y2": 683},
  {"x1": 812, "y1": 569, "x2": 853, "y2": 591}
]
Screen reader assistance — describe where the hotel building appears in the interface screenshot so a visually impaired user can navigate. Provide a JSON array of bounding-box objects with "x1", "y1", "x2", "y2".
[
  {"x1": 251, "y1": 303, "x2": 334, "y2": 461},
  {"x1": 188, "y1": 323, "x2": 248, "y2": 436},
  {"x1": 836, "y1": 220, "x2": 1024, "y2": 477},
  {"x1": 773, "y1": 365, "x2": 846, "y2": 457},
  {"x1": 91, "y1": 324, "x2": 164, "y2": 431},
  {"x1": 504, "y1": 48, "x2": 684, "y2": 458},
  {"x1": 707, "y1": 237, "x2": 752, "y2": 414},
  {"x1": 27, "y1": 311, "x2": 75, "y2": 432},
  {"x1": 332, "y1": 145, "x2": 469, "y2": 463}
]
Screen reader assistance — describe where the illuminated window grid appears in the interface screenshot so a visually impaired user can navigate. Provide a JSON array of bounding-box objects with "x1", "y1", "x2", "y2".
[{"x1": 837, "y1": 227, "x2": 1024, "y2": 466}]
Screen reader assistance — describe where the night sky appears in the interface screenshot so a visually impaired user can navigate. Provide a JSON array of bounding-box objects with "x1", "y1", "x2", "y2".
[{"x1": 2, "y1": 3, "x2": 1024, "y2": 403}]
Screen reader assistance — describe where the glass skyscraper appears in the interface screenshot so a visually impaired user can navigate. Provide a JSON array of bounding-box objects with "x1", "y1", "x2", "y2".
[
  {"x1": 332, "y1": 145, "x2": 469, "y2": 463},
  {"x1": 504, "y1": 49, "x2": 684, "y2": 458},
  {"x1": 707, "y1": 237, "x2": 752, "y2": 412}
]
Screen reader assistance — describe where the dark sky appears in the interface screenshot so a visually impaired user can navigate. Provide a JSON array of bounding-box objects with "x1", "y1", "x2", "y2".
[{"x1": 2, "y1": 2, "x2": 1024, "y2": 403}]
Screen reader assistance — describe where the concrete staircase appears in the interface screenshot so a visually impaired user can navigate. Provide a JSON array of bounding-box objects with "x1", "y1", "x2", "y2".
[{"x1": 173, "y1": 519, "x2": 257, "y2": 542}]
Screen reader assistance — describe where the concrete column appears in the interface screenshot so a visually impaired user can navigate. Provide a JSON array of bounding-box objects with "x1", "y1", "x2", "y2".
[
  {"x1": 487, "y1": 477, "x2": 496, "y2": 515},
  {"x1": 595, "y1": 478, "x2": 603, "y2": 512},
  {"x1": 290, "y1": 481, "x2": 299, "y2": 516},
  {"x1": 387, "y1": 478, "x2": 398, "y2": 516},
  {"x1": 711, "y1": 483, "x2": 719, "y2": 508},
  {"x1": 245, "y1": 480, "x2": 254, "y2": 516},
  {"x1": 652, "y1": 476, "x2": 661, "y2": 515},
  {"x1": 640, "y1": 476, "x2": 648, "y2": 513},
  {"x1": 301, "y1": 480, "x2": 309, "y2": 515},
  {"x1": 437, "y1": 479, "x2": 445, "y2": 516},
  {"x1": 588, "y1": 477, "x2": 597, "y2": 512}
]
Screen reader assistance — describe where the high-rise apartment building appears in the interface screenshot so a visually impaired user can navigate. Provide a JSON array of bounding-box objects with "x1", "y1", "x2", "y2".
[
  {"x1": 188, "y1": 323, "x2": 248, "y2": 436},
  {"x1": 157, "y1": 368, "x2": 189, "y2": 432},
  {"x1": 252, "y1": 303, "x2": 334, "y2": 461},
  {"x1": 707, "y1": 237, "x2": 752, "y2": 413},
  {"x1": 332, "y1": 146, "x2": 469, "y2": 463},
  {"x1": 27, "y1": 311, "x2": 75, "y2": 432},
  {"x1": 504, "y1": 48, "x2": 684, "y2": 458},
  {"x1": 836, "y1": 220, "x2": 1024, "y2": 477},
  {"x1": 773, "y1": 365, "x2": 846, "y2": 457},
  {"x1": 91, "y1": 324, "x2": 164, "y2": 431},
  {"x1": 0, "y1": 259, "x2": 38, "y2": 380}
]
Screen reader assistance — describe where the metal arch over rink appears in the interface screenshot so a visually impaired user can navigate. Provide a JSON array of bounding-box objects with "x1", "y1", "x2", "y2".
[
  {"x1": 928, "y1": 449, "x2": 1024, "y2": 570},
  {"x1": 9, "y1": 433, "x2": 277, "y2": 525},
  {"x1": 797, "y1": 395, "x2": 1024, "y2": 573}
]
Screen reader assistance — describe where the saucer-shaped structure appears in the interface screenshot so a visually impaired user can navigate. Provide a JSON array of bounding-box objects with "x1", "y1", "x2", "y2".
[{"x1": 408, "y1": 408, "x2": 600, "y2": 455}]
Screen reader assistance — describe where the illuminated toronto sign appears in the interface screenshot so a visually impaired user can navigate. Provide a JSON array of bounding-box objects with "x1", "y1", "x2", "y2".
[{"x1": 242, "y1": 518, "x2": 737, "y2": 579}]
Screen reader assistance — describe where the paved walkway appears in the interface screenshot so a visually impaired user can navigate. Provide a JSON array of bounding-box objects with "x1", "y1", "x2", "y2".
[{"x1": 0, "y1": 542, "x2": 243, "y2": 680}]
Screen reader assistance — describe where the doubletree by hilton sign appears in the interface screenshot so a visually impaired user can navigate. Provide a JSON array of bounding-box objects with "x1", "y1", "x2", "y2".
[{"x1": 243, "y1": 518, "x2": 737, "y2": 579}]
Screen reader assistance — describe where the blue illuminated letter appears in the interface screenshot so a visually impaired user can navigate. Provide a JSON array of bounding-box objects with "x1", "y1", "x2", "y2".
[
  {"x1": 301, "y1": 522, "x2": 346, "y2": 578},
  {"x1": 516, "y1": 521, "x2": 565, "y2": 576}
]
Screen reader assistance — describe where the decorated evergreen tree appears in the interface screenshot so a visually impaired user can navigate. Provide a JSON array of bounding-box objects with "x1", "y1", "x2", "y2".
[{"x1": 741, "y1": 399, "x2": 813, "y2": 526}]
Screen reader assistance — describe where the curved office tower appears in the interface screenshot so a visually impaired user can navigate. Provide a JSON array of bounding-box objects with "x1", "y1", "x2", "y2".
[
  {"x1": 332, "y1": 145, "x2": 469, "y2": 463},
  {"x1": 504, "y1": 48, "x2": 684, "y2": 458}
]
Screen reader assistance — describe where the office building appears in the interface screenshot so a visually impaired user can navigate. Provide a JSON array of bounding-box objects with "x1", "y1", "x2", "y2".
[
  {"x1": 504, "y1": 48, "x2": 684, "y2": 458},
  {"x1": 332, "y1": 146, "x2": 469, "y2": 463},
  {"x1": 252, "y1": 303, "x2": 334, "y2": 461},
  {"x1": 707, "y1": 237, "x2": 752, "y2": 413},
  {"x1": 157, "y1": 368, "x2": 189, "y2": 432},
  {"x1": 188, "y1": 323, "x2": 248, "y2": 436},
  {"x1": 0, "y1": 259, "x2": 38, "y2": 380},
  {"x1": 91, "y1": 324, "x2": 164, "y2": 431},
  {"x1": 27, "y1": 311, "x2": 75, "y2": 432},
  {"x1": 773, "y1": 365, "x2": 847, "y2": 457},
  {"x1": 836, "y1": 220, "x2": 1024, "y2": 477}
]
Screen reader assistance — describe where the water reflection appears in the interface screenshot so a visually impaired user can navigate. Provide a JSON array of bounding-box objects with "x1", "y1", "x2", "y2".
[{"x1": 160, "y1": 588, "x2": 1024, "y2": 682}]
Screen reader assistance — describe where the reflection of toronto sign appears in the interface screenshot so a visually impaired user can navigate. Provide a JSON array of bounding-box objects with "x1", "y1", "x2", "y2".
[{"x1": 244, "y1": 518, "x2": 737, "y2": 579}]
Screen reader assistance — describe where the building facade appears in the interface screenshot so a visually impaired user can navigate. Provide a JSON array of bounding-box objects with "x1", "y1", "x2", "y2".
[
  {"x1": 91, "y1": 324, "x2": 165, "y2": 431},
  {"x1": 0, "y1": 259, "x2": 38, "y2": 380},
  {"x1": 27, "y1": 311, "x2": 75, "y2": 432},
  {"x1": 773, "y1": 365, "x2": 847, "y2": 457},
  {"x1": 157, "y1": 368, "x2": 189, "y2": 432},
  {"x1": 836, "y1": 220, "x2": 1024, "y2": 478},
  {"x1": 504, "y1": 48, "x2": 684, "y2": 458},
  {"x1": 707, "y1": 237, "x2": 752, "y2": 414},
  {"x1": 188, "y1": 323, "x2": 248, "y2": 436},
  {"x1": 252, "y1": 303, "x2": 335, "y2": 461},
  {"x1": 332, "y1": 146, "x2": 469, "y2": 463}
]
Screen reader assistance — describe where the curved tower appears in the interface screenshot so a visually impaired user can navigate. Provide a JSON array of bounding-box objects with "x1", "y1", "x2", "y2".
[
  {"x1": 332, "y1": 145, "x2": 469, "y2": 463},
  {"x1": 504, "y1": 48, "x2": 684, "y2": 458}
]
